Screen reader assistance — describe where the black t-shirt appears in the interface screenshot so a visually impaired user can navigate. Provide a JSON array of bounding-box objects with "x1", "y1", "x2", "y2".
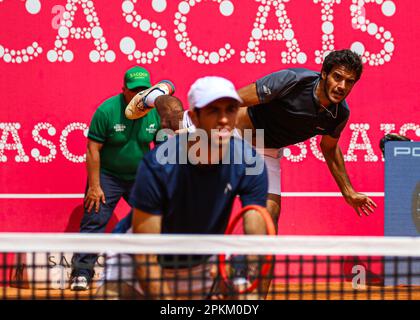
[{"x1": 247, "y1": 68, "x2": 350, "y2": 148}]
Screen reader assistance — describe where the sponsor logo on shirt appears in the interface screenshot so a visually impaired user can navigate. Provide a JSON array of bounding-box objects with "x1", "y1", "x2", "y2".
[
  {"x1": 262, "y1": 85, "x2": 272, "y2": 96},
  {"x1": 146, "y1": 123, "x2": 157, "y2": 134},
  {"x1": 114, "y1": 124, "x2": 126, "y2": 132},
  {"x1": 224, "y1": 183, "x2": 232, "y2": 194}
]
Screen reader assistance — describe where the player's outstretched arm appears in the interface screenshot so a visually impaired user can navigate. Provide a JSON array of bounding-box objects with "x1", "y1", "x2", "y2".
[
  {"x1": 237, "y1": 83, "x2": 259, "y2": 107},
  {"x1": 320, "y1": 135, "x2": 377, "y2": 217},
  {"x1": 132, "y1": 208, "x2": 173, "y2": 299}
]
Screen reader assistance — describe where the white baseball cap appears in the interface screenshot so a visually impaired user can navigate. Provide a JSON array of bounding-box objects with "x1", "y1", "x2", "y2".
[{"x1": 187, "y1": 76, "x2": 243, "y2": 110}]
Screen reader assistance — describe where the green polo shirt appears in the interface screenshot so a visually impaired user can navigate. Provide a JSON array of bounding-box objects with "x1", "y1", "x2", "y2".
[{"x1": 88, "y1": 94, "x2": 160, "y2": 181}]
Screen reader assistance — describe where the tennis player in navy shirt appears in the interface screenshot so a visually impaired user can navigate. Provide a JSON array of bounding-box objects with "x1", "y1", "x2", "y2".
[{"x1": 128, "y1": 76, "x2": 268, "y2": 299}]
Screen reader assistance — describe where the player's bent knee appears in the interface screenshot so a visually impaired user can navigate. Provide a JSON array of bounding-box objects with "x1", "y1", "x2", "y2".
[{"x1": 266, "y1": 195, "x2": 281, "y2": 225}]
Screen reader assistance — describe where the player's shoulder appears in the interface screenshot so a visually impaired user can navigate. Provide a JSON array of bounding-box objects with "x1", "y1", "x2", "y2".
[
  {"x1": 146, "y1": 135, "x2": 183, "y2": 168},
  {"x1": 96, "y1": 94, "x2": 123, "y2": 114},
  {"x1": 144, "y1": 140, "x2": 169, "y2": 166},
  {"x1": 140, "y1": 108, "x2": 161, "y2": 126},
  {"x1": 264, "y1": 68, "x2": 297, "y2": 80},
  {"x1": 286, "y1": 68, "x2": 320, "y2": 81},
  {"x1": 259, "y1": 68, "x2": 318, "y2": 87},
  {"x1": 146, "y1": 107, "x2": 160, "y2": 118}
]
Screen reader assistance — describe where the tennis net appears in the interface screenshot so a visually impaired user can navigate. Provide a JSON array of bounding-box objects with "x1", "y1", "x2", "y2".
[{"x1": 1, "y1": 233, "x2": 420, "y2": 300}]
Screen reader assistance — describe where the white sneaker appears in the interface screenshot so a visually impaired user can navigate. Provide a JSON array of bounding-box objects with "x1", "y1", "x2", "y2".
[
  {"x1": 125, "y1": 80, "x2": 175, "y2": 120},
  {"x1": 70, "y1": 276, "x2": 90, "y2": 291}
]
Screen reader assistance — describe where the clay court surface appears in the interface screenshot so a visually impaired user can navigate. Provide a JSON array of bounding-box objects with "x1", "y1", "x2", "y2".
[{"x1": 2, "y1": 283, "x2": 420, "y2": 300}]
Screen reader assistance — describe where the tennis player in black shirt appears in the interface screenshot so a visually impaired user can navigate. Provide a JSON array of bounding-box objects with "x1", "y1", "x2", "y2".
[{"x1": 236, "y1": 49, "x2": 377, "y2": 228}]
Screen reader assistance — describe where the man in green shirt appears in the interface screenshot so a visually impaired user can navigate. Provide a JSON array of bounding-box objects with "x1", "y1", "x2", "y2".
[{"x1": 71, "y1": 66, "x2": 165, "y2": 291}]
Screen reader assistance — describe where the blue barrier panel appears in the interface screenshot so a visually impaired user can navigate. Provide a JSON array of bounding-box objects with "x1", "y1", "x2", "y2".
[{"x1": 385, "y1": 141, "x2": 420, "y2": 285}]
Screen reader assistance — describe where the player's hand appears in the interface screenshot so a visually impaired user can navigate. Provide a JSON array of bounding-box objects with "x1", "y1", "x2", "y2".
[
  {"x1": 345, "y1": 192, "x2": 377, "y2": 217},
  {"x1": 84, "y1": 186, "x2": 106, "y2": 213}
]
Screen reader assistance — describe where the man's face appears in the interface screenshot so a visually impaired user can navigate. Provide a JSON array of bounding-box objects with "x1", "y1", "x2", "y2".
[
  {"x1": 122, "y1": 86, "x2": 148, "y2": 105},
  {"x1": 190, "y1": 98, "x2": 239, "y2": 145},
  {"x1": 321, "y1": 66, "x2": 357, "y2": 105}
]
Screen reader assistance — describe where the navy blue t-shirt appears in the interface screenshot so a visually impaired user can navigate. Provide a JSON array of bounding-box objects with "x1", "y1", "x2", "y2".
[
  {"x1": 129, "y1": 134, "x2": 268, "y2": 235},
  {"x1": 247, "y1": 68, "x2": 350, "y2": 148}
]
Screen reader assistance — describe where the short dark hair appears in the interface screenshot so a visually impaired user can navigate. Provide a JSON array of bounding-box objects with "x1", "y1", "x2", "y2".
[{"x1": 322, "y1": 49, "x2": 363, "y2": 81}]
